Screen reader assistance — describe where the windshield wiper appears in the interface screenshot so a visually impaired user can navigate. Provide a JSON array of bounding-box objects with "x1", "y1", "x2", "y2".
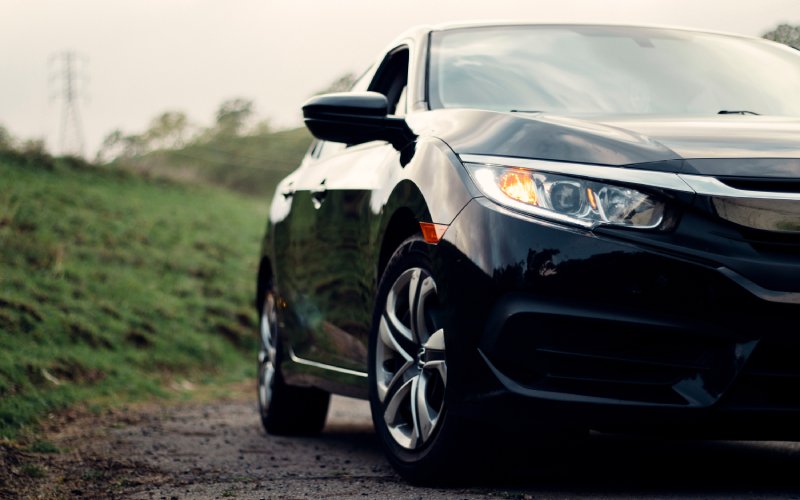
[
  {"x1": 510, "y1": 109, "x2": 543, "y2": 113},
  {"x1": 718, "y1": 110, "x2": 760, "y2": 115}
]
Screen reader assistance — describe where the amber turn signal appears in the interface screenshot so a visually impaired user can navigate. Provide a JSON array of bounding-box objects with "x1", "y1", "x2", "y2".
[{"x1": 419, "y1": 222, "x2": 449, "y2": 244}]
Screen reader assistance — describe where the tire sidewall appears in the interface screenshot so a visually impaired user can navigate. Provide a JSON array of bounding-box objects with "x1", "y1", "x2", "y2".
[
  {"x1": 257, "y1": 295, "x2": 276, "y2": 427},
  {"x1": 368, "y1": 237, "x2": 459, "y2": 474}
]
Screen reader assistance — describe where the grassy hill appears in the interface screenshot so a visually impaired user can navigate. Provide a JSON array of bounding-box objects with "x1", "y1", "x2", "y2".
[
  {"x1": 111, "y1": 127, "x2": 312, "y2": 197},
  {"x1": 0, "y1": 152, "x2": 267, "y2": 438}
]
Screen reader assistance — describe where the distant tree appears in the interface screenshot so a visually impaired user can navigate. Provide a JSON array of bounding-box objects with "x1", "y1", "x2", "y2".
[
  {"x1": 145, "y1": 111, "x2": 189, "y2": 149},
  {"x1": 121, "y1": 134, "x2": 148, "y2": 158},
  {"x1": 19, "y1": 139, "x2": 46, "y2": 154},
  {"x1": 763, "y1": 23, "x2": 800, "y2": 49},
  {"x1": 317, "y1": 72, "x2": 357, "y2": 94},
  {"x1": 251, "y1": 118, "x2": 272, "y2": 136},
  {"x1": 96, "y1": 129, "x2": 125, "y2": 163},
  {"x1": 99, "y1": 129, "x2": 147, "y2": 161},
  {"x1": 0, "y1": 125, "x2": 13, "y2": 150},
  {"x1": 19, "y1": 138, "x2": 51, "y2": 166},
  {"x1": 97, "y1": 96, "x2": 274, "y2": 163},
  {"x1": 214, "y1": 98, "x2": 254, "y2": 137}
]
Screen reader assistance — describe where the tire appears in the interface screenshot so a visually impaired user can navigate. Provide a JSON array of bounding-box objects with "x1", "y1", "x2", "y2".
[
  {"x1": 368, "y1": 236, "x2": 468, "y2": 484},
  {"x1": 258, "y1": 292, "x2": 330, "y2": 436}
]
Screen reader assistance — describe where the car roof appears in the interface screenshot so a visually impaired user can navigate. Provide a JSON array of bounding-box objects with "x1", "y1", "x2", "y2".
[
  {"x1": 411, "y1": 21, "x2": 762, "y2": 43},
  {"x1": 383, "y1": 22, "x2": 779, "y2": 62}
]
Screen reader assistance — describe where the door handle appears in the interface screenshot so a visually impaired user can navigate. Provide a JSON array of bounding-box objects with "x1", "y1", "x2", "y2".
[
  {"x1": 281, "y1": 181, "x2": 295, "y2": 199},
  {"x1": 311, "y1": 179, "x2": 327, "y2": 208},
  {"x1": 311, "y1": 188, "x2": 327, "y2": 209}
]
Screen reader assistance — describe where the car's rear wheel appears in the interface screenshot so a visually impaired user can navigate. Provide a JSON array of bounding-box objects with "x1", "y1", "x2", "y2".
[
  {"x1": 258, "y1": 292, "x2": 330, "y2": 435},
  {"x1": 369, "y1": 236, "x2": 467, "y2": 484}
]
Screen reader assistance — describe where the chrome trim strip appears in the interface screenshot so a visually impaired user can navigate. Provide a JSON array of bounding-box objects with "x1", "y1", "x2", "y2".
[
  {"x1": 459, "y1": 154, "x2": 695, "y2": 192},
  {"x1": 288, "y1": 347, "x2": 368, "y2": 378},
  {"x1": 460, "y1": 154, "x2": 800, "y2": 201},
  {"x1": 679, "y1": 174, "x2": 800, "y2": 201},
  {"x1": 717, "y1": 267, "x2": 800, "y2": 305}
]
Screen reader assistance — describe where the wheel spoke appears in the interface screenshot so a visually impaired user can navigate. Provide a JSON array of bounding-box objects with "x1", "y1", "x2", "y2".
[
  {"x1": 258, "y1": 354, "x2": 275, "y2": 413},
  {"x1": 415, "y1": 371, "x2": 436, "y2": 443},
  {"x1": 409, "y1": 375, "x2": 422, "y2": 447},
  {"x1": 262, "y1": 363, "x2": 274, "y2": 390},
  {"x1": 414, "y1": 276, "x2": 437, "y2": 343},
  {"x1": 377, "y1": 345, "x2": 415, "y2": 403},
  {"x1": 407, "y1": 269, "x2": 422, "y2": 343},
  {"x1": 258, "y1": 297, "x2": 278, "y2": 413},
  {"x1": 377, "y1": 313, "x2": 417, "y2": 403},
  {"x1": 380, "y1": 313, "x2": 416, "y2": 361},
  {"x1": 422, "y1": 329, "x2": 446, "y2": 385},
  {"x1": 386, "y1": 271, "x2": 415, "y2": 343},
  {"x1": 423, "y1": 327, "x2": 445, "y2": 351},
  {"x1": 423, "y1": 359, "x2": 447, "y2": 387},
  {"x1": 260, "y1": 313, "x2": 272, "y2": 349},
  {"x1": 383, "y1": 377, "x2": 419, "y2": 449}
]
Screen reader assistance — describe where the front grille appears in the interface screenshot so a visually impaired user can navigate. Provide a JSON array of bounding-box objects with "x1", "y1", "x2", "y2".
[
  {"x1": 489, "y1": 312, "x2": 743, "y2": 406},
  {"x1": 738, "y1": 227, "x2": 800, "y2": 256},
  {"x1": 723, "y1": 341, "x2": 800, "y2": 410}
]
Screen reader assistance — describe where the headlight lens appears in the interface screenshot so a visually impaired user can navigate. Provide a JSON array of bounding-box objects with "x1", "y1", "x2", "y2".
[{"x1": 466, "y1": 163, "x2": 666, "y2": 229}]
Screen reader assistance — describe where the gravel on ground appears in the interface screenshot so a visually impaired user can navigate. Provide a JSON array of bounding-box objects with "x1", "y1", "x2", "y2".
[{"x1": 5, "y1": 382, "x2": 800, "y2": 499}]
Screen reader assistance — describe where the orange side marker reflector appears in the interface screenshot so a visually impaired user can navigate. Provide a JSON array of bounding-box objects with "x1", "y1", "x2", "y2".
[{"x1": 419, "y1": 222, "x2": 449, "y2": 244}]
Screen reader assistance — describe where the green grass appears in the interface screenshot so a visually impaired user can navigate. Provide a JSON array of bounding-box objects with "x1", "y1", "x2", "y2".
[
  {"x1": 0, "y1": 157, "x2": 267, "y2": 438},
  {"x1": 27, "y1": 440, "x2": 59, "y2": 453},
  {"x1": 21, "y1": 464, "x2": 45, "y2": 478}
]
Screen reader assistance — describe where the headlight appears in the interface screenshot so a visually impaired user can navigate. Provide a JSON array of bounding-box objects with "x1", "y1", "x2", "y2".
[{"x1": 465, "y1": 163, "x2": 666, "y2": 229}]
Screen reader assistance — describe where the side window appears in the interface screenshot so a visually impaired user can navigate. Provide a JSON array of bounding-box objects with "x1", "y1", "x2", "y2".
[
  {"x1": 394, "y1": 86, "x2": 408, "y2": 117},
  {"x1": 369, "y1": 47, "x2": 409, "y2": 116},
  {"x1": 311, "y1": 48, "x2": 410, "y2": 159}
]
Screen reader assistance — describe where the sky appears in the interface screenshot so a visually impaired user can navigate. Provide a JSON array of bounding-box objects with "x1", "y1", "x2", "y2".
[{"x1": 2, "y1": 0, "x2": 799, "y2": 157}]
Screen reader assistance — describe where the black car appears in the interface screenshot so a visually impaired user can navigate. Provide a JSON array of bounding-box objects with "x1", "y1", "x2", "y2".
[{"x1": 255, "y1": 23, "x2": 800, "y2": 482}]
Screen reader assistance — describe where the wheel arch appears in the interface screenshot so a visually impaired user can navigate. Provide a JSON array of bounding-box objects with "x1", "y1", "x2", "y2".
[
  {"x1": 377, "y1": 207, "x2": 422, "y2": 280},
  {"x1": 373, "y1": 136, "x2": 475, "y2": 282},
  {"x1": 255, "y1": 255, "x2": 273, "y2": 315}
]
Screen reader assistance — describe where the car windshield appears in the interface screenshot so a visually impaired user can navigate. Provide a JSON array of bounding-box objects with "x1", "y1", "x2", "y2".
[{"x1": 428, "y1": 25, "x2": 800, "y2": 116}]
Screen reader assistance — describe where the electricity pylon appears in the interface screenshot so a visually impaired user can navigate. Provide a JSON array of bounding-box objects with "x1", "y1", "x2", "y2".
[{"x1": 50, "y1": 51, "x2": 88, "y2": 157}]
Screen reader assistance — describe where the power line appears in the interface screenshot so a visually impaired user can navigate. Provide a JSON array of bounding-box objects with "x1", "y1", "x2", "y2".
[{"x1": 49, "y1": 51, "x2": 88, "y2": 157}]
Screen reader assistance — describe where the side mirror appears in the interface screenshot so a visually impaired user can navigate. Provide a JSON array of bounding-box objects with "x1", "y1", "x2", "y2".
[{"x1": 302, "y1": 92, "x2": 415, "y2": 150}]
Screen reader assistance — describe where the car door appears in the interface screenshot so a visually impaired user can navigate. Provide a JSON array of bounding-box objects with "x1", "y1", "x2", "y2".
[
  {"x1": 284, "y1": 45, "x2": 412, "y2": 372},
  {"x1": 269, "y1": 145, "x2": 333, "y2": 362}
]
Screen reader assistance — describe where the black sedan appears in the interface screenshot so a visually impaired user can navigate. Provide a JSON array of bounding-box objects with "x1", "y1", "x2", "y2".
[{"x1": 255, "y1": 23, "x2": 800, "y2": 483}]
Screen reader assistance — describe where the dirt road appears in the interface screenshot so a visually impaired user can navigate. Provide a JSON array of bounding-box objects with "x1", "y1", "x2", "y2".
[{"x1": 8, "y1": 385, "x2": 800, "y2": 499}]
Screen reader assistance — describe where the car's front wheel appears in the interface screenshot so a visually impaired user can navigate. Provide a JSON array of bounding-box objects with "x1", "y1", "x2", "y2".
[
  {"x1": 369, "y1": 236, "x2": 467, "y2": 483},
  {"x1": 258, "y1": 292, "x2": 330, "y2": 436}
]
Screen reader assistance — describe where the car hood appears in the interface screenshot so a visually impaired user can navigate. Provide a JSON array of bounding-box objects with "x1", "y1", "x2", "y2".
[{"x1": 410, "y1": 109, "x2": 800, "y2": 177}]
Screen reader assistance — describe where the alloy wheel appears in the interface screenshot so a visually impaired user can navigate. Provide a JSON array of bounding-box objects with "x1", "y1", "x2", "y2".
[
  {"x1": 375, "y1": 267, "x2": 447, "y2": 450},
  {"x1": 258, "y1": 294, "x2": 278, "y2": 414}
]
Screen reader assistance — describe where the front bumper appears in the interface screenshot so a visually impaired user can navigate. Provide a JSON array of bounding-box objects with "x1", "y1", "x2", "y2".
[{"x1": 434, "y1": 197, "x2": 800, "y2": 437}]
